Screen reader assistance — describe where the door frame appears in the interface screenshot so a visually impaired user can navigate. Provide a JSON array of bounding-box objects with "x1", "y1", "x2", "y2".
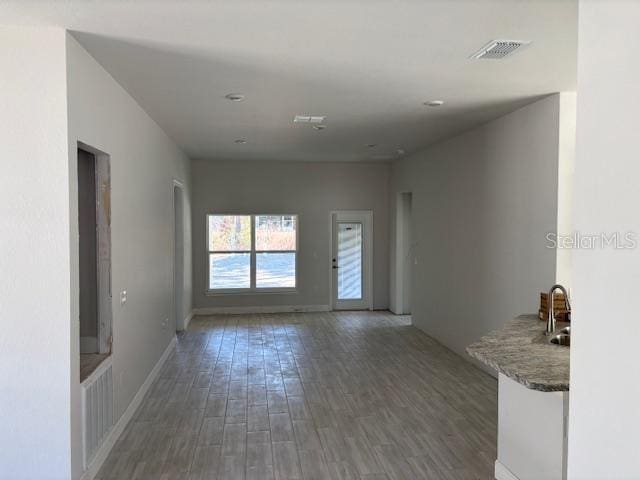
[
  {"x1": 172, "y1": 179, "x2": 185, "y2": 331},
  {"x1": 77, "y1": 141, "x2": 112, "y2": 355},
  {"x1": 329, "y1": 210, "x2": 373, "y2": 311},
  {"x1": 393, "y1": 192, "x2": 413, "y2": 315}
]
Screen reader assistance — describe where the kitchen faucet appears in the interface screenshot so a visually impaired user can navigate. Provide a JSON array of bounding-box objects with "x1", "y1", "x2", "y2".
[{"x1": 546, "y1": 284, "x2": 571, "y2": 335}]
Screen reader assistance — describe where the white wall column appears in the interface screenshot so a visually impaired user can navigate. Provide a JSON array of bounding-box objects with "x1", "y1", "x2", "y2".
[
  {"x1": 568, "y1": 1, "x2": 640, "y2": 477},
  {"x1": 0, "y1": 27, "x2": 72, "y2": 479}
]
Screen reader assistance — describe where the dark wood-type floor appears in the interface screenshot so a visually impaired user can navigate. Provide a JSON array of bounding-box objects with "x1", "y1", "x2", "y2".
[{"x1": 97, "y1": 311, "x2": 497, "y2": 480}]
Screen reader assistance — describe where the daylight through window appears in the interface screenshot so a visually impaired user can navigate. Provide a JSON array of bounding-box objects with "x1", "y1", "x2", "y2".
[{"x1": 208, "y1": 215, "x2": 297, "y2": 291}]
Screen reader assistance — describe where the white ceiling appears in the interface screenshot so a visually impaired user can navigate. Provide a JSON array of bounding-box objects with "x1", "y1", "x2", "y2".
[{"x1": 0, "y1": 1, "x2": 577, "y2": 162}]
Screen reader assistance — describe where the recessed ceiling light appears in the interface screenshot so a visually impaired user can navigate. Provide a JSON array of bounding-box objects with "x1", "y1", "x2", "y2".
[
  {"x1": 234, "y1": 139, "x2": 246, "y2": 144},
  {"x1": 313, "y1": 125, "x2": 327, "y2": 131},
  {"x1": 425, "y1": 100, "x2": 444, "y2": 107},
  {"x1": 225, "y1": 93, "x2": 245, "y2": 102}
]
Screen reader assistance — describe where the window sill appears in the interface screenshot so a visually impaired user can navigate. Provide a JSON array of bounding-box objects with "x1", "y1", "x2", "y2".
[{"x1": 205, "y1": 289, "x2": 298, "y2": 297}]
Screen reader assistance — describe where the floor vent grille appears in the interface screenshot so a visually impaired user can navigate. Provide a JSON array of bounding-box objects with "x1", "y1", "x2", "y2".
[{"x1": 82, "y1": 362, "x2": 114, "y2": 469}]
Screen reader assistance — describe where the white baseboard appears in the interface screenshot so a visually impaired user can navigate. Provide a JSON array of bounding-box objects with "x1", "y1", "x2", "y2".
[
  {"x1": 183, "y1": 310, "x2": 194, "y2": 330},
  {"x1": 193, "y1": 304, "x2": 330, "y2": 315},
  {"x1": 80, "y1": 336, "x2": 97, "y2": 353},
  {"x1": 80, "y1": 335, "x2": 177, "y2": 480},
  {"x1": 495, "y1": 460, "x2": 520, "y2": 480}
]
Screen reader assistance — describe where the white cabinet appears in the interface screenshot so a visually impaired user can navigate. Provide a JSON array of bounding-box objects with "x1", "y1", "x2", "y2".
[{"x1": 495, "y1": 374, "x2": 569, "y2": 480}]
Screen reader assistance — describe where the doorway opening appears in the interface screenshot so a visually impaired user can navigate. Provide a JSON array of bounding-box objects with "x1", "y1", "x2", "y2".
[
  {"x1": 330, "y1": 211, "x2": 373, "y2": 310},
  {"x1": 394, "y1": 192, "x2": 413, "y2": 315},
  {"x1": 78, "y1": 145, "x2": 112, "y2": 383},
  {"x1": 173, "y1": 181, "x2": 185, "y2": 331}
]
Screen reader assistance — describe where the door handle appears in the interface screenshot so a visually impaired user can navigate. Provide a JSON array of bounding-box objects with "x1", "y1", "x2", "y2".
[{"x1": 332, "y1": 266, "x2": 339, "y2": 269}]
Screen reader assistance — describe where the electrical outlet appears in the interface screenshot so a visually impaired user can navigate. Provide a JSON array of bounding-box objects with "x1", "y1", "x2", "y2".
[
  {"x1": 162, "y1": 318, "x2": 169, "y2": 329},
  {"x1": 120, "y1": 290, "x2": 127, "y2": 305}
]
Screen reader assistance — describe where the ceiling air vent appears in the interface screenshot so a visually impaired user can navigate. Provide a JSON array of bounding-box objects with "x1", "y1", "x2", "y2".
[
  {"x1": 294, "y1": 115, "x2": 326, "y2": 124},
  {"x1": 470, "y1": 39, "x2": 531, "y2": 59}
]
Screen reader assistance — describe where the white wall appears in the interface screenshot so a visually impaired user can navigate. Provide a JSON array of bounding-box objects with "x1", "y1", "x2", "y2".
[
  {"x1": 568, "y1": 2, "x2": 640, "y2": 477},
  {"x1": 556, "y1": 93, "x2": 577, "y2": 287},
  {"x1": 390, "y1": 192, "x2": 413, "y2": 315},
  {"x1": 66, "y1": 35, "x2": 192, "y2": 478},
  {"x1": 0, "y1": 27, "x2": 72, "y2": 479},
  {"x1": 389, "y1": 95, "x2": 569, "y2": 359},
  {"x1": 191, "y1": 159, "x2": 389, "y2": 311}
]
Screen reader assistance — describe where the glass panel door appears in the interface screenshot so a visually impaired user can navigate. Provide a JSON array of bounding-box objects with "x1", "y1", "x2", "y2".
[
  {"x1": 337, "y1": 223, "x2": 363, "y2": 300},
  {"x1": 332, "y1": 211, "x2": 372, "y2": 311}
]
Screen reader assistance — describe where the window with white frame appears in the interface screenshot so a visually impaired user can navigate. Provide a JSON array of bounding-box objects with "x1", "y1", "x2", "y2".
[{"x1": 207, "y1": 214, "x2": 297, "y2": 291}]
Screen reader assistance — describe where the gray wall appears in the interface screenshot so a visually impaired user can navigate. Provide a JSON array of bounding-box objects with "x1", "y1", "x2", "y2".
[
  {"x1": 568, "y1": 1, "x2": 640, "y2": 476},
  {"x1": 67, "y1": 34, "x2": 193, "y2": 478},
  {"x1": 390, "y1": 95, "x2": 563, "y2": 360},
  {"x1": 191, "y1": 159, "x2": 390, "y2": 310}
]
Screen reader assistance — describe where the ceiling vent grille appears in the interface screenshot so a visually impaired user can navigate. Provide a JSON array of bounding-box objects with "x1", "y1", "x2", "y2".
[
  {"x1": 470, "y1": 40, "x2": 531, "y2": 59},
  {"x1": 294, "y1": 115, "x2": 326, "y2": 124}
]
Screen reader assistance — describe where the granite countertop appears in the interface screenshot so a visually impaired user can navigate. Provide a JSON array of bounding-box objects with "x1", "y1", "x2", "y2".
[{"x1": 466, "y1": 314, "x2": 569, "y2": 392}]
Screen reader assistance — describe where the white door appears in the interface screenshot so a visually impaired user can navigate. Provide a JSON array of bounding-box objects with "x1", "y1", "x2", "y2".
[{"x1": 331, "y1": 211, "x2": 372, "y2": 310}]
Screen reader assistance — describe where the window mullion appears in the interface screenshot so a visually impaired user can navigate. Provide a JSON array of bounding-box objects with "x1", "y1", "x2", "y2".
[{"x1": 252, "y1": 216, "x2": 257, "y2": 289}]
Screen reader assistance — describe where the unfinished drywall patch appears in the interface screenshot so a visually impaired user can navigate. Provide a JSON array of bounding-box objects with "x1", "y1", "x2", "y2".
[
  {"x1": 78, "y1": 148, "x2": 99, "y2": 352},
  {"x1": 77, "y1": 144, "x2": 113, "y2": 359}
]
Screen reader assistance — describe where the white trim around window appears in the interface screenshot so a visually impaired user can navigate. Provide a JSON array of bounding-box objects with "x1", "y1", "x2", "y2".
[{"x1": 206, "y1": 214, "x2": 299, "y2": 295}]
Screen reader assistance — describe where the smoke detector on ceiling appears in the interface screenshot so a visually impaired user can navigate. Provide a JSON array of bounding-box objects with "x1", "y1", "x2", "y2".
[{"x1": 470, "y1": 39, "x2": 532, "y2": 59}]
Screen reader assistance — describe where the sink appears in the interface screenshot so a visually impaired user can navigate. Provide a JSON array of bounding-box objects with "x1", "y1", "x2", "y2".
[{"x1": 550, "y1": 334, "x2": 570, "y2": 347}]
